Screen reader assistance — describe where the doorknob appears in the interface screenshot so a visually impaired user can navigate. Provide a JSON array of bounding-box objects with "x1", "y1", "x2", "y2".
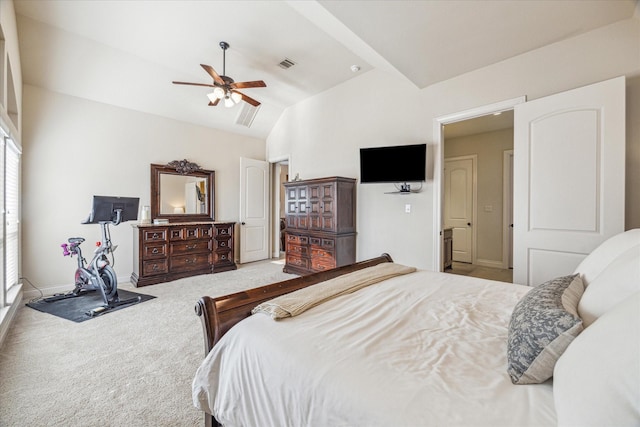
[
  {"x1": 467, "y1": 222, "x2": 471, "y2": 226},
  {"x1": 241, "y1": 222, "x2": 246, "y2": 225}
]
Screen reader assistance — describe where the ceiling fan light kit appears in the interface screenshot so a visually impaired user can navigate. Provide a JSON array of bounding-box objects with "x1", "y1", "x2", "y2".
[{"x1": 172, "y1": 41, "x2": 266, "y2": 110}]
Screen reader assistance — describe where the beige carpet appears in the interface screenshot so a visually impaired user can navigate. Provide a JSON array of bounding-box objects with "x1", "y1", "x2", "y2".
[{"x1": 0, "y1": 259, "x2": 295, "y2": 427}]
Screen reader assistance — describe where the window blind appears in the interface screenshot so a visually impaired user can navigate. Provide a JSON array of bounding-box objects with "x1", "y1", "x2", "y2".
[{"x1": 5, "y1": 138, "x2": 19, "y2": 292}]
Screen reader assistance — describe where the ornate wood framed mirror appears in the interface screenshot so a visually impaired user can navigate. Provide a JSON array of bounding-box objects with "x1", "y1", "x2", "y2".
[{"x1": 150, "y1": 160, "x2": 215, "y2": 222}]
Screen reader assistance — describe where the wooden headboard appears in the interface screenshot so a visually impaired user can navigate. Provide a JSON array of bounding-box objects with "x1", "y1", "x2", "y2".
[{"x1": 194, "y1": 253, "x2": 394, "y2": 355}]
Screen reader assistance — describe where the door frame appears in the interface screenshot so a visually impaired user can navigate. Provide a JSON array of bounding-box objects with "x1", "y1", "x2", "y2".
[
  {"x1": 444, "y1": 155, "x2": 477, "y2": 265},
  {"x1": 433, "y1": 96, "x2": 525, "y2": 271},
  {"x1": 269, "y1": 154, "x2": 291, "y2": 258}
]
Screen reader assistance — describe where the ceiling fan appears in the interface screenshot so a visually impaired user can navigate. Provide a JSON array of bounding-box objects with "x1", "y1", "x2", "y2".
[{"x1": 172, "y1": 41, "x2": 266, "y2": 108}]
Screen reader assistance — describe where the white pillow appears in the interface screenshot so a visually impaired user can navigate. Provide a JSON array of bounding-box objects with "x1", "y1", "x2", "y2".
[
  {"x1": 573, "y1": 228, "x2": 640, "y2": 286},
  {"x1": 578, "y1": 245, "x2": 640, "y2": 327},
  {"x1": 554, "y1": 292, "x2": 640, "y2": 426}
]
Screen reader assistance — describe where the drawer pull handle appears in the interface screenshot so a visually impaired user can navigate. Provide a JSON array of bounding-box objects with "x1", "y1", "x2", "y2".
[
  {"x1": 221, "y1": 255, "x2": 227, "y2": 260},
  {"x1": 152, "y1": 248, "x2": 159, "y2": 254},
  {"x1": 152, "y1": 233, "x2": 159, "y2": 239},
  {"x1": 152, "y1": 264, "x2": 159, "y2": 270},
  {"x1": 220, "y1": 242, "x2": 226, "y2": 247},
  {"x1": 185, "y1": 244, "x2": 197, "y2": 250},
  {"x1": 185, "y1": 258, "x2": 197, "y2": 264}
]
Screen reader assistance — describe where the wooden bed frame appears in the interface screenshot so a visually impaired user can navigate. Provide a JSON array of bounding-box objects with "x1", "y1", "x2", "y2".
[{"x1": 194, "y1": 254, "x2": 393, "y2": 426}]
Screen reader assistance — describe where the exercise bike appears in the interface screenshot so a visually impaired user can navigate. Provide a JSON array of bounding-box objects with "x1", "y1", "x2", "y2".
[{"x1": 52, "y1": 197, "x2": 141, "y2": 316}]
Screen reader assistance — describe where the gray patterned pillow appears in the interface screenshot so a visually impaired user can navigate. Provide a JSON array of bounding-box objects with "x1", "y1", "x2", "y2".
[{"x1": 507, "y1": 274, "x2": 584, "y2": 384}]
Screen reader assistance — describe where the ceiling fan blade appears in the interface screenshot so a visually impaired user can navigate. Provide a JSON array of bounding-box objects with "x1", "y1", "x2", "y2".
[
  {"x1": 200, "y1": 64, "x2": 225, "y2": 86},
  {"x1": 233, "y1": 90, "x2": 261, "y2": 107},
  {"x1": 172, "y1": 81, "x2": 215, "y2": 88},
  {"x1": 208, "y1": 98, "x2": 220, "y2": 107},
  {"x1": 230, "y1": 80, "x2": 267, "y2": 89}
]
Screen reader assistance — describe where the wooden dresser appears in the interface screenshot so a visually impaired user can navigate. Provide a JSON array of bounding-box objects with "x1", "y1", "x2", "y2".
[
  {"x1": 131, "y1": 221, "x2": 236, "y2": 287},
  {"x1": 283, "y1": 177, "x2": 356, "y2": 275}
]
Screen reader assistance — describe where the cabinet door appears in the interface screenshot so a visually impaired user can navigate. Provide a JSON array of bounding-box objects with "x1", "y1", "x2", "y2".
[
  {"x1": 309, "y1": 182, "x2": 336, "y2": 232},
  {"x1": 285, "y1": 184, "x2": 309, "y2": 230}
]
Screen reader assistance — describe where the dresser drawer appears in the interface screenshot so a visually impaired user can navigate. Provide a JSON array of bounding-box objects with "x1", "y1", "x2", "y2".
[
  {"x1": 311, "y1": 258, "x2": 336, "y2": 272},
  {"x1": 143, "y1": 228, "x2": 167, "y2": 242},
  {"x1": 287, "y1": 234, "x2": 308, "y2": 245},
  {"x1": 214, "y1": 236, "x2": 232, "y2": 250},
  {"x1": 286, "y1": 254, "x2": 309, "y2": 270},
  {"x1": 170, "y1": 240, "x2": 211, "y2": 255},
  {"x1": 142, "y1": 259, "x2": 168, "y2": 276},
  {"x1": 215, "y1": 224, "x2": 233, "y2": 237},
  {"x1": 170, "y1": 253, "x2": 210, "y2": 272},
  {"x1": 213, "y1": 250, "x2": 233, "y2": 265},
  {"x1": 287, "y1": 242, "x2": 308, "y2": 257},
  {"x1": 310, "y1": 247, "x2": 335, "y2": 261},
  {"x1": 142, "y1": 243, "x2": 167, "y2": 259},
  {"x1": 199, "y1": 226, "x2": 213, "y2": 239},
  {"x1": 309, "y1": 236, "x2": 334, "y2": 248}
]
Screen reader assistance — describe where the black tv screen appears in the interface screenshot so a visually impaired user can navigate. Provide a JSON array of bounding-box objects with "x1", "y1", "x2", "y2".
[
  {"x1": 84, "y1": 195, "x2": 140, "y2": 224},
  {"x1": 360, "y1": 144, "x2": 426, "y2": 183}
]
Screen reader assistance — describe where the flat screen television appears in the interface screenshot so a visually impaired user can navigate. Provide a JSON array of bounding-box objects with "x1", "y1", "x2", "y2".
[
  {"x1": 83, "y1": 195, "x2": 140, "y2": 224},
  {"x1": 360, "y1": 143, "x2": 426, "y2": 184}
]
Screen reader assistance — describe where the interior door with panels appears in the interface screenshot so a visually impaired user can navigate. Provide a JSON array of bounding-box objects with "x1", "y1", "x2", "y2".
[
  {"x1": 513, "y1": 76, "x2": 625, "y2": 286},
  {"x1": 239, "y1": 157, "x2": 270, "y2": 263}
]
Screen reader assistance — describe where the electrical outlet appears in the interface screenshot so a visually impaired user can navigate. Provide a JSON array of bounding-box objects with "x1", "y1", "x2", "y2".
[{"x1": 405, "y1": 204, "x2": 411, "y2": 213}]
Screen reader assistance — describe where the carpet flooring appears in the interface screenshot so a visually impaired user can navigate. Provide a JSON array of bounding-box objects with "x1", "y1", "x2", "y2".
[{"x1": 0, "y1": 259, "x2": 295, "y2": 427}]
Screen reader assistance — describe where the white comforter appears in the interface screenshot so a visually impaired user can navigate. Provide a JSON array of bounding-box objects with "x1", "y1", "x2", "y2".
[{"x1": 193, "y1": 270, "x2": 556, "y2": 427}]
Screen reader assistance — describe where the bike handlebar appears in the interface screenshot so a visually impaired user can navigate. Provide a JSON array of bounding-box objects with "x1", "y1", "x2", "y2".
[{"x1": 61, "y1": 243, "x2": 71, "y2": 256}]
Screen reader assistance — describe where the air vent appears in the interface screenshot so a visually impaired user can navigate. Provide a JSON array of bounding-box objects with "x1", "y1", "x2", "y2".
[
  {"x1": 236, "y1": 103, "x2": 260, "y2": 128},
  {"x1": 278, "y1": 58, "x2": 296, "y2": 69}
]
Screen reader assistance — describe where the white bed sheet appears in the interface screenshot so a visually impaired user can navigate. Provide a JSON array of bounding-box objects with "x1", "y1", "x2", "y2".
[{"x1": 193, "y1": 270, "x2": 556, "y2": 427}]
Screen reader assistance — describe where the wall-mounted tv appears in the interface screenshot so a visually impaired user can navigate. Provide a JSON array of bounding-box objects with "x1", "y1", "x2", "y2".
[{"x1": 360, "y1": 143, "x2": 426, "y2": 184}]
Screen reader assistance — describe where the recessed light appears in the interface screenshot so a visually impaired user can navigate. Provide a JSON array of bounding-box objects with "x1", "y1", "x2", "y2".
[{"x1": 350, "y1": 65, "x2": 361, "y2": 73}]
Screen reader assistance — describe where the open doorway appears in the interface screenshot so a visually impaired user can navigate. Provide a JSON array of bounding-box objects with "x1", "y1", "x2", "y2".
[
  {"x1": 442, "y1": 111, "x2": 514, "y2": 283},
  {"x1": 271, "y1": 159, "x2": 289, "y2": 259}
]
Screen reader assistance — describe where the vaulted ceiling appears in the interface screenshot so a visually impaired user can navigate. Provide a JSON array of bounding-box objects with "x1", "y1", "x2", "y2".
[{"x1": 14, "y1": 0, "x2": 638, "y2": 140}]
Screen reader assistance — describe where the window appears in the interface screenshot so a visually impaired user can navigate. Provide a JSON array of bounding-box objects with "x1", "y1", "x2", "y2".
[{"x1": 1, "y1": 136, "x2": 20, "y2": 307}]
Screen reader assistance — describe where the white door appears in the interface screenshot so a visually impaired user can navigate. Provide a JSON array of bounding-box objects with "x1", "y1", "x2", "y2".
[
  {"x1": 444, "y1": 157, "x2": 475, "y2": 263},
  {"x1": 239, "y1": 157, "x2": 270, "y2": 263},
  {"x1": 513, "y1": 76, "x2": 625, "y2": 285}
]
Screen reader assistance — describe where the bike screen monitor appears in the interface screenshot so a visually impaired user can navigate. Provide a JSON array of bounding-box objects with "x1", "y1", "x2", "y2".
[{"x1": 84, "y1": 196, "x2": 140, "y2": 224}]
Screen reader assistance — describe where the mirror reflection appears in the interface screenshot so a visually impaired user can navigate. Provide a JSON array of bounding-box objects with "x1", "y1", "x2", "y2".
[{"x1": 159, "y1": 174, "x2": 208, "y2": 215}]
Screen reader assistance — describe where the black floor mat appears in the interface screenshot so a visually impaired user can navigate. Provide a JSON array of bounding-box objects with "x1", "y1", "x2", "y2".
[{"x1": 26, "y1": 289, "x2": 155, "y2": 322}]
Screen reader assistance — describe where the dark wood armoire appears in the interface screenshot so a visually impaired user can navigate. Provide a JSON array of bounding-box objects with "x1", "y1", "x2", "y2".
[{"x1": 283, "y1": 176, "x2": 356, "y2": 275}]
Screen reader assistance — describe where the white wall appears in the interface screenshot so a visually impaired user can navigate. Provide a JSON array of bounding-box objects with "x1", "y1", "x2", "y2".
[
  {"x1": 22, "y1": 86, "x2": 265, "y2": 292},
  {"x1": 267, "y1": 16, "x2": 640, "y2": 270}
]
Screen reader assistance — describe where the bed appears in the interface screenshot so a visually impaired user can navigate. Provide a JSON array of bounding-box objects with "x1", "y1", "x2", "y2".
[{"x1": 193, "y1": 230, "x2": 640, "y2": 427}]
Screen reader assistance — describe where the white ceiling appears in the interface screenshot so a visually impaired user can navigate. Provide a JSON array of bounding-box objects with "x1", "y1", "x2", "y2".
[{"x1": 14, "y1": 0, "x2": 637, "y2": 140}]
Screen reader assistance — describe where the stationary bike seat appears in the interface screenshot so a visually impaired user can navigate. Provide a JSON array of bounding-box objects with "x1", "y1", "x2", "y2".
[{"x1": 68, "y1": 237, "x2": 85, "y2": 244}]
